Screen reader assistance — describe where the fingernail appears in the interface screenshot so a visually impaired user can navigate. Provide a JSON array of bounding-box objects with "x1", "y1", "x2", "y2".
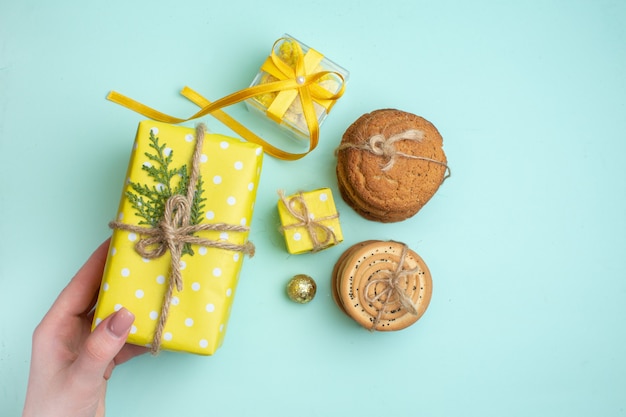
[{"x1": 107, "y1": 307, "x2": 135, "y2": 338}]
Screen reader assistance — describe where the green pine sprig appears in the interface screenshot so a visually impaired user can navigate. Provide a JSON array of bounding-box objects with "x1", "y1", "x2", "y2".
[{"x1": 126, "y1": 130, "x2": 206, "y2": 257}]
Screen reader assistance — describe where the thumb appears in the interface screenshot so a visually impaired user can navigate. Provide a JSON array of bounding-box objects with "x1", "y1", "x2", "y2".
[{"x1": 74, "y1": 308, "x2": 135, "y2": 382}]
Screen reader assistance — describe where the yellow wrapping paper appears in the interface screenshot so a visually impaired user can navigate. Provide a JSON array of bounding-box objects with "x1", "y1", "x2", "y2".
[
  {"x1": 93, "y1": 120, "x2": 263, "y2": 355},
  {"x1": 277, "y1": 188, "x2": 343, "y2": 254}
]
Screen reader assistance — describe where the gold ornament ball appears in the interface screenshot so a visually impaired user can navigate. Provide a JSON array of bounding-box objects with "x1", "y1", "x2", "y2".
[{"x1": 286, "y1": 274, "x2": 317, "y2": 304}]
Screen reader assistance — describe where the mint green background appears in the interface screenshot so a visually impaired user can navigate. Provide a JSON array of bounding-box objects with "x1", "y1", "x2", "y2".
[{"x1": 1, "y1": 1, "x2": 625, "y2": 416}]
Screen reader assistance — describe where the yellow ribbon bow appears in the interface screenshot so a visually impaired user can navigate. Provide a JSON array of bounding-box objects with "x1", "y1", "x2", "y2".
[{"x1": 107, "y1": 37, "x2": 347, "y2": 161}]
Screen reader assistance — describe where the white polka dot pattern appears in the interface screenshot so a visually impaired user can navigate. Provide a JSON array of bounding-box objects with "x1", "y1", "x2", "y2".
[
  {"x1": 91, "y1": 121, "x2": 263, "y2": 355},
  {"x1": 277, "y1": 188, "x2": 344, "y2": 254}
]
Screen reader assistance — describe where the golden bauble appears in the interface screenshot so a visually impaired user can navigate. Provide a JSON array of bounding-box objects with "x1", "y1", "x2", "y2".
[{"x1": 286, "y1": 274, "x2": 317, "y2": 304}]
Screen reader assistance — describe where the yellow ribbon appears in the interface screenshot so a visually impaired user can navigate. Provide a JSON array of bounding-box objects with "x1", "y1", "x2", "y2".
[{"x1": 107, "y1": 37, "x2": 346, "y2": 161}]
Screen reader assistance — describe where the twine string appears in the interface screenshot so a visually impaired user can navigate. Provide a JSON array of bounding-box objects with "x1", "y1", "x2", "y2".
[
  {"x1": 336, "y1": 129, "x2": 451, "y2": 178},
  {"x1": 109, "y1": 124, "x2": 254, "y2": 354},
  {"x1": 364, "y1": 243, "x2": 421, "y2": 331},
  {"x1": 278, "y1": 190, "x2": 338, "y2": 252}
]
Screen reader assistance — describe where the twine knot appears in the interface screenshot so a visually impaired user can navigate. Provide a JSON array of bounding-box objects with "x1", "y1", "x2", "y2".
[
  {"x1": 364, "y1": 243, "x2": 421, "y2": 331},
  {"x1": 368, "y1": 130, "x2": 421, "y2": 163},
  {"x1": 278, "y1": 190, "x2": 338, "y2": 252},
  {"x1": 336, "y1": 129, "x2": 450, "y2": 178},
  {"x1": 110, "y1": 124, "x2": 254, "y2": 354}
]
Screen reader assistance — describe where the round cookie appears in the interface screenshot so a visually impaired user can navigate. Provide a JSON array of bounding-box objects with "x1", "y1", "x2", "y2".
[
  {"x1": 336, "y1": 109, "x2": 448, "y2": 222},
  {"x1": 332, "y1": 240, "x2": 433, "y2": 331}
]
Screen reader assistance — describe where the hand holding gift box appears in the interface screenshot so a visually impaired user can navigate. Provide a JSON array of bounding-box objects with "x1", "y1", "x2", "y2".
[{"x1": 93, "y1": 121, "x2": 263, "y2": 355}]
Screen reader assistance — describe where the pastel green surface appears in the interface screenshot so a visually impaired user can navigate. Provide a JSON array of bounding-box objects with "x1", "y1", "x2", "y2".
[{"x1": 1, "y1": 1, "x2": 625, "y2": 416}]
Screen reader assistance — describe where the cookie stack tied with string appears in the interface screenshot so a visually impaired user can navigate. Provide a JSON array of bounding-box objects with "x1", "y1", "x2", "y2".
[
  {"x1": 335, "y1": 109, "x2": 449, "y2": 222},
  {"x1": 331, "y1": 240, "x2": 433, "y2": 331},
  {"x1": 331, "y1": 109, "x2": 448, "y2": 331}
]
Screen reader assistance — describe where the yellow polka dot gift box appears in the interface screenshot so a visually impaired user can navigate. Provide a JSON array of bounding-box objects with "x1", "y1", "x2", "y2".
[
  {"x1": 92, "y1": 120, "x2": 263, "y2": 355},
  {"x1": 277, "y1": 188, "x2": 343, "y2": 254}
]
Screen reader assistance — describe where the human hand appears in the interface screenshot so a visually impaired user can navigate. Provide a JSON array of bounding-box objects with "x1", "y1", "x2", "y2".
[{"x1": 22, "y1": 239, "x2": 147, "y2": 417}]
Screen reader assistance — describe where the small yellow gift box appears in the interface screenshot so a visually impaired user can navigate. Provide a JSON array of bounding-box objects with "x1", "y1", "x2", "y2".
[
  {"x1": 277, "y1": 188, "x2": 343, "y2": 254},
  {"x1": 245, "y1": 35, "x2": 349, "y2": 142},
  {"x1": 93, "y1": 120, "x2": 263, "y2": 355}
]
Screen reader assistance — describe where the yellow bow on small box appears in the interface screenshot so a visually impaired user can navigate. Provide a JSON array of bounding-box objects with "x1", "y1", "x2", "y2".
[
  {"x1": 107, "y1": 35, "x2": 348, "y2": 161},
  {"x1": 245, "y1": 36, "x2": 348, "y2": 142}
]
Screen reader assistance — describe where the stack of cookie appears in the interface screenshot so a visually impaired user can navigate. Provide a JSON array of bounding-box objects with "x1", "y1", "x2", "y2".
[
  {"x1": 331, "y1": 240, "x2": 433, "y2": 331},
  {"x1": 336, "y1": 109, "x2": 448, "y2": 222}
]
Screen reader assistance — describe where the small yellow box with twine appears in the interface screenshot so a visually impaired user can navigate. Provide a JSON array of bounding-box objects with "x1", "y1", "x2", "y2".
[
  {"x1": 92, "y1": 120, "x2": 263, "y2": 355},
  {"x1": 245, "y1": 35, "x2": 349, "y2": 142},
  {"x1": 277, "y1": 188, "x2": 343, "y2": 254}
]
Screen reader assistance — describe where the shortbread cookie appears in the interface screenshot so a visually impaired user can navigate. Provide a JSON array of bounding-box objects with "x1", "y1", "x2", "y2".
[
  {"x1": 332, "y1": 240, "x2": 433, "y2": 331},
  {"x1": 336, "y1": 109, "x2": 448, "y2": 222}
]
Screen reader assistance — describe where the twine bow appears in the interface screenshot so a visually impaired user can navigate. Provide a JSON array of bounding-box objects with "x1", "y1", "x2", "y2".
[
  {"x1": 364, "y1": 243, "x2": 421, "y2": 331},
  {"x1": 278, "y1": 190, "x2": 339, "y2": 252},
  {"x1": 336, "y1": 129, "x2": 451, "y2": 177},
  {"x1": 106, "y1": 36, "x2": 346, "y2": 161},
  {"x1": 110, "y1": 124, "x2": 254, "y2": 355}
]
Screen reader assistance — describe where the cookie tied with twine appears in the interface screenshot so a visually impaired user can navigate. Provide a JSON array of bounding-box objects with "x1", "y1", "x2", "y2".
[
  {"x1": 331, "y1": 240, "x2": 433, "y2": 331},
  {"x1": 335, "y1": 109, "x2": 449, "y2": 223},
  {"x1": 277, "y1": 189, "x2": 342, "y2": 253},
  {"x1": 109, "y1": 124, "x2": 255, "y2": 355}
]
